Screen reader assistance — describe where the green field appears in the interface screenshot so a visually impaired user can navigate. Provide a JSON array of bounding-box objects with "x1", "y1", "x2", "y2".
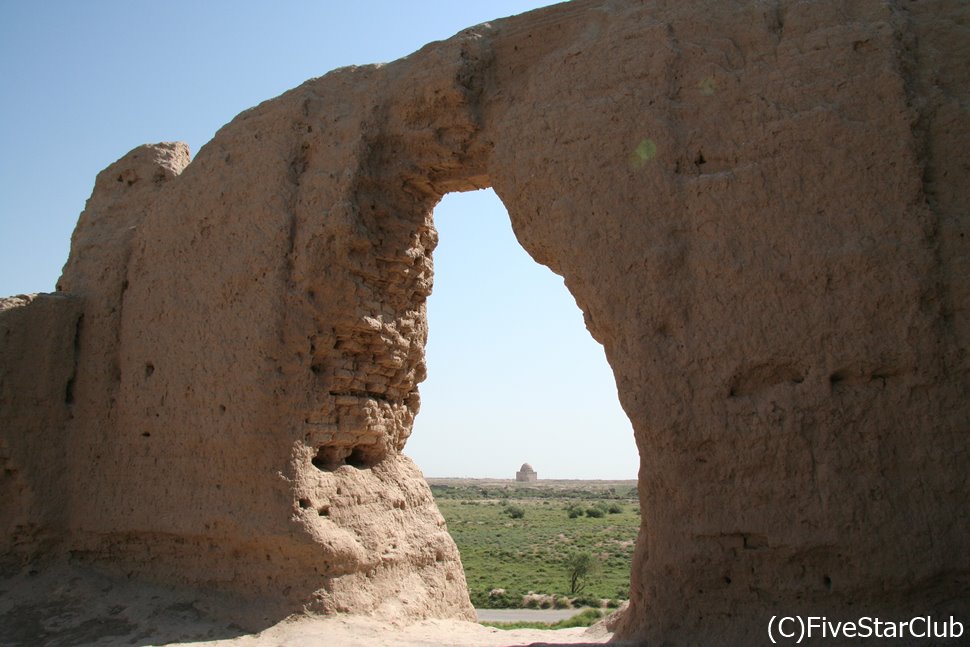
[{"x1": 428, "y1": 479, "x2": 640, "y2": 608}]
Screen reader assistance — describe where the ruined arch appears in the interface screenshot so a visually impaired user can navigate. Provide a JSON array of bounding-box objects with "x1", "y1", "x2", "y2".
[{"x1": 1, "y1": 1, "x2": 968, "y2": 644}]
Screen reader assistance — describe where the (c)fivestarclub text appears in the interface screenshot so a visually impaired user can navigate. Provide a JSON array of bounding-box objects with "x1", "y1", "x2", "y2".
[{"x1": 768, "y1": 615, "x2": 964, "y2": 643}]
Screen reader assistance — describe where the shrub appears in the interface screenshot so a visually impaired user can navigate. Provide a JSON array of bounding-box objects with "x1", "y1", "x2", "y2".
[
  {"x1": 608, "y1": 503, "x2": 623, "y2": 514},
  {"x1": 558, "y1": 608, "x2": 604, "y2": 628},
  {"x1": 505, "y1": 505, "x2": 525, "y2": 519},
  {"x1": 586, "y1": 507, "x2": 605, "y2": 518},
  {"x1": 567, "y1": 503, "x2": 588, "y2": 518},
  {"x1": 572, "y1": 594, "x2": 601, "y2": 607},
  {"x1": 480, "y1": 608, "x2": 604, "y2": 630},
  {"x1": 469, "y1": 590, "x2": 488, "y2": 607},
  {"x1": 472, "y1": 588, "x2": 522, "y2": 609},
  {"x1": 565, "y1": 552, "x2": 601, "y2": 595}
]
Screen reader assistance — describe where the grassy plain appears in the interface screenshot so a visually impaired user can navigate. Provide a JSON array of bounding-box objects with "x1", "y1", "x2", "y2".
[{"x1": 428, "y1": 478, "x2": 639, "y2": 608}]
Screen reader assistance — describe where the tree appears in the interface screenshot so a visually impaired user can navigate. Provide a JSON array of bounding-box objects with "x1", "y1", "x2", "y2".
[{"x1": 565, "y1": 552, "x2": 600, "y2": 595}]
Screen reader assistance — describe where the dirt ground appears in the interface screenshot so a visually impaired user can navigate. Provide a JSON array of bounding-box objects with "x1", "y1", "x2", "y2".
[
  {"x1": 173, "y1": 616, "x2": 613, "y2": 647},
  {"x1": 0, "y1": 563, "x2": 618, "y2": 647}
]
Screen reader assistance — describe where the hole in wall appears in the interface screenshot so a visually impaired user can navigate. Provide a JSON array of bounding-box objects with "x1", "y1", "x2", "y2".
[
  {"x1": 311, "y1": 444, "x2": 383, "y2": 471},
  {"x1": 311, "y1": 446, "x2": 342, "y2": 471},
  {"x1": 347, "y1": 445, "x2": 380, "y2": 469},
  {"x1": 404, "y1": 187, "x2": 639, "y2": 608}
]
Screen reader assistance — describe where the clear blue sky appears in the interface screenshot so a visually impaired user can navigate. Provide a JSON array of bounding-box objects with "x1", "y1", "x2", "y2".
[{"x1": 0, "y1": 1, "x2": 637, "y2": 479}]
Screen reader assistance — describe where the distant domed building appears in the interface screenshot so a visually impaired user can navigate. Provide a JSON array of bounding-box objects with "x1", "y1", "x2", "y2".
[{"x1": 516, "y1": 462, "x2": 537, "y2": 482}]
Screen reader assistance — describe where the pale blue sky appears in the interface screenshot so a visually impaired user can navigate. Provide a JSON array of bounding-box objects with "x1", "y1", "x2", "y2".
[{"x1": 0, "y1": 1, "x2": 637, "y2": 479}]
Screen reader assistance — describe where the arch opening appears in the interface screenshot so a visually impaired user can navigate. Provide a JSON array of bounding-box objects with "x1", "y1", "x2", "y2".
[
  {"x1": 406, "y1": 187, "x2": 640, "y2": 610},
  {"x1": 409, "y1": 187, "x2": 636, "y2": 479}
]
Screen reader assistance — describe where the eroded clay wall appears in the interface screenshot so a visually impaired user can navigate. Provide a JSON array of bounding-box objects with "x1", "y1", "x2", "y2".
[
  {"x1": 1, "y1": 0, "x2": 967, "y2": 644},
  {"x1": 0, "y1": 293, "x2": 82, "y2": 565},
  {"x1": 484, "y1": 1, "x2": 970, "y2": 642}
]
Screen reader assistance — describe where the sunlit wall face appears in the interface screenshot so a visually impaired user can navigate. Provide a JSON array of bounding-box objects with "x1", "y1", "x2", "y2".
[{"x1": 407, "y1": 188, "x2": 637, "y2": 480}]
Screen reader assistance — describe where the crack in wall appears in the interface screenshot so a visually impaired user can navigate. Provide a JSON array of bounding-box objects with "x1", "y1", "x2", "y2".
[{"x1": 64, "y1": 314, "x2": 83, "y2": 407}]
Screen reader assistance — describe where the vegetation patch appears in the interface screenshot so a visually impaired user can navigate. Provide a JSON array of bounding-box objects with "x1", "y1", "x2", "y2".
[
  {"x1": 428, "y1": 479, "x2": 639, "y2": 608},
  {"x1": 480, "y1": 608, "x2": 606, "y2": 630}
]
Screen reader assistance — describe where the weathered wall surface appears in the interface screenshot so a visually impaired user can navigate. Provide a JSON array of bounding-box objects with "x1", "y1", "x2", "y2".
[
  {"x1": 1, "y1": 0, "x2": 967, "y2": 644},
  {"x1": 0, "y1": 293, "x2": 82, "y2": 566},
  {"x1": 488, "y1": 1, "x2": 970, "y2": 642},
  {"x1": 485, "y1": 1, "x2": 970, "y2": 643}
]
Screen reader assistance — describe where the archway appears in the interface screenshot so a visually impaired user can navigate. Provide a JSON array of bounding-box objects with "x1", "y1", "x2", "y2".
[
  {"x1": 406, "y1": 187, "x2": 639, "y2": 613},
  {"x1": 408, "y1": 188, "x2": 636, "y2": 480}
]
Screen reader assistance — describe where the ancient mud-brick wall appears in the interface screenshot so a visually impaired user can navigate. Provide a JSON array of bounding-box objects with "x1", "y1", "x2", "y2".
[
  {"x1": 485, "y1": 2, "x2": 970, "y2": 644},
  {"x1": 0, "y1": 294, "x2": 82, "y2": 567},
  {"x1": 1, "y1": 0, "x2": 967, "y2": 644}
]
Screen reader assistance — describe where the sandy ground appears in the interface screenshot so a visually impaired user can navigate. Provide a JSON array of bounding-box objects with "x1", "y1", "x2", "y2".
[
  {"x1": 172, "y1": 615, "x2": 613, "y2": 647},
  {"x1": 475, "y1": 608, "x2": 585, "y2": 623},
  {"x1": 0, "y1": 563, "x2": 621, "y2": 647}
]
